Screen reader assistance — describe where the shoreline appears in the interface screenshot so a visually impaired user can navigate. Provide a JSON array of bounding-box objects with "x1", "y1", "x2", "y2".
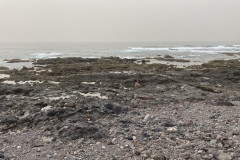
[
  {"x1": 0, "y1": 57, "x2": 240, "y2": 159},
  {"x1": 1, "y1": 52, "x2": 240, "y2": 70}
]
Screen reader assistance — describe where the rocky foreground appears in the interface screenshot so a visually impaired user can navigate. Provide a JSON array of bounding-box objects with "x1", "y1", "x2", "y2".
[{"x1": 0, "y1": 57, "x2": 240, "y2": 160}]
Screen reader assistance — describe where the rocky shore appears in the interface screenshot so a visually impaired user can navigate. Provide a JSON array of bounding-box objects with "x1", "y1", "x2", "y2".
[{"x1": 0, "y1": 57, "x2": 240, "y2": 160}]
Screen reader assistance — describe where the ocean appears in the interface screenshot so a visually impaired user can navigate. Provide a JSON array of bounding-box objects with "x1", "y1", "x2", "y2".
[{"x1": 0, "y1": 42, "x2": 239, "y2": 69}]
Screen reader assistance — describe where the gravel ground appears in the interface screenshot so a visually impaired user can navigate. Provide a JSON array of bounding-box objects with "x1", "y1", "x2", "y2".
[{"x1": 1, "y1": 101, "x2": 240, "y2": 160}]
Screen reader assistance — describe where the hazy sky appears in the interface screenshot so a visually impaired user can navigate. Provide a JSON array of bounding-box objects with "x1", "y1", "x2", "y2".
[{"x1": 0, "y1": 0, "x2": 240, "y2": 42}]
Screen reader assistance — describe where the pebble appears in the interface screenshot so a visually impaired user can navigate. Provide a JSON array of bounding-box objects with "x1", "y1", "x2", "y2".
[
  {"x1": 217, "y1": 143, "x2": 223, "y2": 148},
  {"x1": 166, "y1": 127, "x2": 177, "y2": 132},
  {"x1": 210, "y1": 139, "x2": 217, "y2": 145},
  {"x1": 66, "y1": 155, "x2": 77, "y2": 160},
  {"x1": 216, "y1": 135, "x2": 222, "y2": 140},
  {"x1": 42, "y1": 136, "x2": 54, "y2": 143},
  {"x1": 144, "y1": 114, "x2": 155, "y2": 121},
  {"x1": 218, "y1": 152, "x2": 232, "y2": 160},
  {"x1": 96, "y1": 142, "x2": 101, "y2": 145},
  {"x1": 0, "y1": 154, "x2": 5, "y2": 158},
  {"x1": 208, "y1": 154, "x2": 213, "y2": 159},
  {"x1": 151, "y1": 153, "x2": 168, "y2": 160}
]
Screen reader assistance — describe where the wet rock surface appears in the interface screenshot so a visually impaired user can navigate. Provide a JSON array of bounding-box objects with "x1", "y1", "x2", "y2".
[{"x1": 0, "y1": 57, "x2": 240, "y2": 159}]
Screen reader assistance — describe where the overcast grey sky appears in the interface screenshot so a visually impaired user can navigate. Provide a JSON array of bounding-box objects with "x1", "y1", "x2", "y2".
[{"x1": 0, "y1": 0, "x2": 240, "y2": 42}]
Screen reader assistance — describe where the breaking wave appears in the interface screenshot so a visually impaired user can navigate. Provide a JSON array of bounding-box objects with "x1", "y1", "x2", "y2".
[
  {"x1": 125, "y1": 45, "x2": 240, "y2": 54},
  {"x1": 30, "y1": 52, "x2": 63, "y2": 59}
]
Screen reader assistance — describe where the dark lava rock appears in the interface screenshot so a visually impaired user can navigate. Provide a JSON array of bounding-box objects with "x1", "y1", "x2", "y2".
[
  {"x1": 58, "y1": 123, "x2": 99, "y2": 140},
  {"x1": 127, "y1": 136, "x2": 133, "y2": 140},
  {"x1": 83, "y1": 101, "x2": 128, "y2": 115},
  {"x1": 233, "y1": 70, "x2": 240, "y2": 76},
  {"x1": 163, "y1": 119, "x2": 176, "y2": 127},
  {"x1": 0, "y1": 85, "x2": 33, "y2": 95},
  {"x1": 0, "y1": 114, "x2": 18, "y2": 131},
  {"x1": 210, "y1": 95, "x2": 234, "y2": 106},
  {"x1": 139, "y1": 131, "x2": 149, "y2": 140},
  {"x1": 0, "y1": 154, "x2": 5, "y2": 159}
]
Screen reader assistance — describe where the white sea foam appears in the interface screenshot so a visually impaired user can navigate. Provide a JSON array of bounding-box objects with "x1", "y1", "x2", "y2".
[
  {"x1": 188, "y1": 55, "x2": 201, "y2": 57},
  {"x1": 124, "y1": 45, "x2": 240, "y2": 55},
  {"x1": 119, "y1": 56, "x2": 145, "y2": 59},
  {"x1": 30, "y1": 52, "x2": 63, "y2": 59},
  {"x1": 170, "y1": 46, "x2": 239, "y2": 53},
  {"x1": 128, "y1": 47, "x2": 170, "y2": 51}
]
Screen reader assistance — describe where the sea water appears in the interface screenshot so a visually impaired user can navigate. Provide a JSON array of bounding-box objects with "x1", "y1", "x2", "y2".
[{"x1": 0, "y1": 42, "x2": 239, "y2": 69}]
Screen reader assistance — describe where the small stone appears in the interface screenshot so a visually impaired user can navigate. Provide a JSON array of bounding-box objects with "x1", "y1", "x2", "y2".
[
  {"x1": 209, "y1": 115, "x2": 216, "y2": 119},
  {"x1": 107, "y1": 141, "x2": 114, "y2": 145},
  {"x1": 16, "y1": 130, "x2": 22, "y2": 134},
  {"x1": 45, "y1": 131, "x2": 52, "y2": 136},
  {"x1": 218, "y1": 153, "x2": 231, "y2": 160},
  {"x1": 151, "y1": 153, "x2": 168, "y2": 160},
  {"x1": 164, "y1": 121, "x2": 175, "y2": 127},
  {"x1": 198, "y1": 150, "x2": 203, "y2": 153},
  {"x1": 0, "y1": 154, "x2": 5, "y2": 158},
  {"x1": 230, "y1": 152, "x2": 234, "y2": 157},
  {"x1": 42, "y1": 137, "x2": 54, "y2": 143},
  {"x1": 217, "y1": 143, "x2": 223, "y2": 148},
  {"x1": 74, "y1": 149, "x2": 83, "y2": 154},
  {"x1": 202, "y1": 155, "x2": 208, "y2": 159},
  {"x1": 139, "y1": 131, "x2": 149, "y2": 140},
  {"x1": 133, "y1": 136, "x2": 137, "y2": 140},
  {"x1": 127, "y1": 136, "x2": 133, "y2": 140},
  {"x1": 134, "y1": 151, "x2": 141, "y2": 156},
  {"x1": 177, "y1": 121, "x2": 184, "y2": 126},
  {"x1": 96, "y1": 142, "x2": 101, "y2": 145},
  {"x1": 167, "y1": 127, "x2": 177, "y2": 132},
  {"x1": 111, "y1": 156, "x2": 118, "y2": 160},
  {"x1": 102, "y1": 146, "x2": 106, "y2": 149},
  {"x1": 17, "y1": 146, "x2": 21, "y2": 149},
  {"x1": 208, "y1": 154, "x2": 213, "y2": 159},
  {"x1": 210, "y1": 139, "x2": 217, "y2": 145},
  {"x1": 66, "y1": 155, "x2": 77, "y2": 160},
  {"x1": 216, "y1": 135, "x2": 222, "y2": 140},
  {"x1": 142, "y1": 153, "x2": 148, "y2": 159},
  {"x1": 144, "y1": 114, "x2": 155, "y2": 121}
]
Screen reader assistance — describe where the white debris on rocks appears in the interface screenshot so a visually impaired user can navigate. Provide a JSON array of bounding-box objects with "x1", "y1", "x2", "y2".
[{"x1": 41, "y1": 105, "x2": 53, "y2": 112}]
